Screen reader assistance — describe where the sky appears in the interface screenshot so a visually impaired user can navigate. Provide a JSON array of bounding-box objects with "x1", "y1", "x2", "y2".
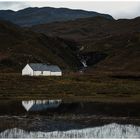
[{"x1": 0, "y1": 1, "x2": 140, "y2": 19}]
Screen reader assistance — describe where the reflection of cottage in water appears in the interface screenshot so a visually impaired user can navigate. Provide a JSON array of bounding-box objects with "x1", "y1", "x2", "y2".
[{"x1": 22, "y1": 100, "x2": 62, "y2": 111}]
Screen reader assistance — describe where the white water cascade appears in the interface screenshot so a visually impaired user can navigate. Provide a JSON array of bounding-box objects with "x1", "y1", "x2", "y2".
[
  {"x1": 81, "y1": 60, "x2": 87, "y2": 68},
  {"x1": 1, "y1": 123, "x2": 140, "y2": 138}
]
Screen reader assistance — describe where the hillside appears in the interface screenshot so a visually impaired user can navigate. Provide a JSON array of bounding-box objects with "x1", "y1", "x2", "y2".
[
  {"x1": 0, "y1": 15, "x2": 140, "y2": 105},
  {"x1": 31, "y1": 17, "x2": 140, "y2": 74},
  {"x1": 0, "y1": 7, "x2": 113, "y2": 27},
  {"x1": 0, "y1": 20, "x2": 82, "y2": 72}
]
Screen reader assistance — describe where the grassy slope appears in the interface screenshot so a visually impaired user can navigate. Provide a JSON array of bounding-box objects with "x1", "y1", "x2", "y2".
[
  {"x1": 31, "y1": 17, "x2": 140, "y2": 73},
  {"x1": 0, "y1": 73, "x2": 140, "y2": 102},
  {"x1": 0, "y1": 20, "x2": 81, "y2": 72}
]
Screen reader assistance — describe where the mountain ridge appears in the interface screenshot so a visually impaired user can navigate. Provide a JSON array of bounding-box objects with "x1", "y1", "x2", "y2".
[{"x1": 0, "y1": 7, "x2": 113, "y2": 26}]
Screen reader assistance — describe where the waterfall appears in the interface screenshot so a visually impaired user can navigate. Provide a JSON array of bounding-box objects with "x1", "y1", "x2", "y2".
[{"x1": 81, "y1": 60, "x2": 87, "y2": 68}]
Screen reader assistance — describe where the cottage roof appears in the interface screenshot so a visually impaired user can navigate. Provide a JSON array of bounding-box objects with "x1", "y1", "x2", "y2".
[{"x1": 28, "y1": 63, "x2": 61, "y2": 72}]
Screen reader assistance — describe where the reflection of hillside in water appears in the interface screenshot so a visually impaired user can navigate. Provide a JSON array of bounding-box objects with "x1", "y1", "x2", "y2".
[
  {"x1": 1, "y1": 123, "x2": 140, "y2": 138},
  {"x1": 22, "y1": 100, "x2": 62, "y2": 111}
]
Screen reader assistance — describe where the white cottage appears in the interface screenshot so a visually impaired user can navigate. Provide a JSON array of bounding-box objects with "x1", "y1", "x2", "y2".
[{"x1": 22, "y1": 63, "x2": 62, "y2": 76}]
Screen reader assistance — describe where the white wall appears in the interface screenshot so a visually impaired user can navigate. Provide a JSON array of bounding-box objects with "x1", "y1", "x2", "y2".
[
  {"x1": 50, "y1": 72, "x2": 62, "y2": 76},
  {"x1": 22, "y1": 64, "x2": 33, "y2": 76},
  {"x1": 33, "y1": 71, "x2": 62, "y2": 76},
  {"x1": 33, "y1": 71, "x2": 51, "y2": 76},
  {"x1": 43, "y1": 71, "x2": 51, "y2": 76}
]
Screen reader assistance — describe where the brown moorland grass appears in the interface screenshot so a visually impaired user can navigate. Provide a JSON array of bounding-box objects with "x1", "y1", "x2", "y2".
[{"x1": 0, "y1": 73, "x2": 140, "y2": 102}]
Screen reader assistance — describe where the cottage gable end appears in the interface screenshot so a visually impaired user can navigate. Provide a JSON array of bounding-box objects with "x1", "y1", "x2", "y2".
[{"x1": 22, "y1": 64, "x2": 33, "y2": 76}]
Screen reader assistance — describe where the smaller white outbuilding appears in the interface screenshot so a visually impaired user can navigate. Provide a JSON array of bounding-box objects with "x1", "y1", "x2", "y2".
[{"x1": 22, "y1": 63, "x2": 62, "y2": 76}]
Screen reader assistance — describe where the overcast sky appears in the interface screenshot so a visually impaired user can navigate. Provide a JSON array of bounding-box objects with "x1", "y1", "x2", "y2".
[{"x1": 0, "y1": 1, "x2": 140, "y2": 19}]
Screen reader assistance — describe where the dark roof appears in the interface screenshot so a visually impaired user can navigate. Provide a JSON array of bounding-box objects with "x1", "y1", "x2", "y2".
[{"x1": 28, "y1": 63, "x2": 61, "y2": 72}]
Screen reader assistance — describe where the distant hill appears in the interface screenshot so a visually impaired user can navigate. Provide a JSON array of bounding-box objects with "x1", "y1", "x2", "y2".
[
  {"x1": 0, "y1": 7, "x2": 113, "y2": 26},
  {"x1": 31, "y1": 16, "x2": 140, "y2": 73},
  {"x1": 0, "y1": 20, "x2": 81, "y2": 72}
]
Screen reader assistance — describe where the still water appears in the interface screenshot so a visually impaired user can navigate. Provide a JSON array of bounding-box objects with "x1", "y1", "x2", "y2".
[{"x1": 0, "y1": 100, "x2": 140, "y2": 138}]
